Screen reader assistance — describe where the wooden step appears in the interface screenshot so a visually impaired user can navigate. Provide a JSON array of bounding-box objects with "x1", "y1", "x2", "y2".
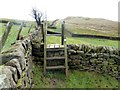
[
  {"x1": 46, "y1": 56, "x2": 65, "y2": 60},
  {"x1": 47, "y1": 44, "x2": 64, "y2": 48},
  {"x1": 46, "y1": 48, "x2": 64, "y2": 52},
  {"x1": 46, "y1": 66, "x2": 65, "y2": 69}
]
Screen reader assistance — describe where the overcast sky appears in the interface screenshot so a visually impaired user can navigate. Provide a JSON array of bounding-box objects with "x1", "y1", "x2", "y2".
[{"x1": 0, "y1": 0, "x2": 119, "y2": 21}]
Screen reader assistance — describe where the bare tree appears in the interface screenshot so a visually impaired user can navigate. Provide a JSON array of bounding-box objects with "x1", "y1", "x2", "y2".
[{"x1": 32, "y1": 9, "x2": 43, "y2": 26}]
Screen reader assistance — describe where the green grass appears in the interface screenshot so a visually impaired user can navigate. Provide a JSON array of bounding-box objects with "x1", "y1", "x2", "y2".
[
  {"x1": 47, "y1": 36, "x2": 119, "y2": 48},
  {"x1": 33, "y1": 64, "x2": 118, "y2": 88}
]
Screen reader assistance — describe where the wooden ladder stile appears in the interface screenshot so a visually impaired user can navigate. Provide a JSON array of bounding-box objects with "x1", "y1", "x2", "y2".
[{"x1": 43, "y1": 20, "x2": 68, "y2": 76}]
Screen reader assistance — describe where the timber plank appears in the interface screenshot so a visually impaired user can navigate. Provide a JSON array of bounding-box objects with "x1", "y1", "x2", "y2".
[
  {"x1": 46, "y1": 56, "x2": 65, "y2": 60},
  {"x1": 46, "y1": 66, "x2": 65, "y2": 69}
]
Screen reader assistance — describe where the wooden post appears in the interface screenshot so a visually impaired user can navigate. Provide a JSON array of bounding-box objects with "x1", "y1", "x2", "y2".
[
  {"x1": 61, "y1": 21, "x2": 65, "y2": 45},
  {"x1": 44, "y1": 21, "x2": 47, "y2": 75},
  {"x1": 16, "y1": 22, "x2": 24, "y2": 40},
  {"x1": 64, "y1": 32, "x2": 68, "y2": 76},
  {"x1": 41, "y1": 24, "x2": 44, "y2": 43},
  {"x1": 0, "y1": 22, "x2": 13, "y2": 52},
  {"x1": 28, "y1": 24, "x2": 33, "y2": 33}
]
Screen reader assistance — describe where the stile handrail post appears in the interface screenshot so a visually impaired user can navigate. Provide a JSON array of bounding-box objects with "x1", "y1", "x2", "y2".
[
  {"x1": 63, "y1": 21, "x2": 68, "y2": 76},
  {"x1": 61, "y1": 21, "x2": 65, "y2": 45},
  {"x1": 41, "y1": 24, "x2": 44, "y2": 43}
]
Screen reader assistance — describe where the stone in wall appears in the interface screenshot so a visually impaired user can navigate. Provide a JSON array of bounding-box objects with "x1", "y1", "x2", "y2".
[{"x1": 0, "y1": 66, "x2": 16, "y2": 88}]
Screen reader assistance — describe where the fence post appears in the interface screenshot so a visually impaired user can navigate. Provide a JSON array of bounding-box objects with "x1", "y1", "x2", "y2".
[
  {"x1": 28, "y1": 24, "x2": 33, "y2": 33},
  {"x1": 16, "y1": 22, "x2": 24, "y2": 40},
  {"x1": 0, "y1": 22, "x2": 13, "y2": 52},
  {"x1": 61, "y1": 21, "x2": 65, "y2": 45}
]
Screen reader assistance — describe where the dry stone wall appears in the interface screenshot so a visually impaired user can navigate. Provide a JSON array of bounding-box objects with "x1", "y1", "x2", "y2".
[
  {"x1": 0, "y1": 30, "x2": 42, "y2": 89},
  {"x1": 68, "y1": 44, "x2": 120, "y2": 79},
  {"x1": 34, "y1": 44, "x2": 120, "y2": 80}
]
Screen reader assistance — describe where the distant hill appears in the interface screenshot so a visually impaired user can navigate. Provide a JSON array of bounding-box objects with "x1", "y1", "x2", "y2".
[
  {"x1": 0, "y1": 18, "x2": 35, "y2": 27},
  {"x1": 64, "y1": 17, "x2": 118, "y2": 37}
]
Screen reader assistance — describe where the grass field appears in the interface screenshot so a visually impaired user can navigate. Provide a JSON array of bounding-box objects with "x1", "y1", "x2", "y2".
[
  {"x1": 33, "y1": 64, "x2": 118, "y2": 88},
  {"x1": 47, "y1": 36, "x2": 119, "y2": 49}
]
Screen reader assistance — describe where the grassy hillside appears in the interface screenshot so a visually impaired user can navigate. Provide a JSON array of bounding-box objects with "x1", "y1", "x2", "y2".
[{"x1": 64, "y1": 17, "x2": 118, "y2": 37}]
